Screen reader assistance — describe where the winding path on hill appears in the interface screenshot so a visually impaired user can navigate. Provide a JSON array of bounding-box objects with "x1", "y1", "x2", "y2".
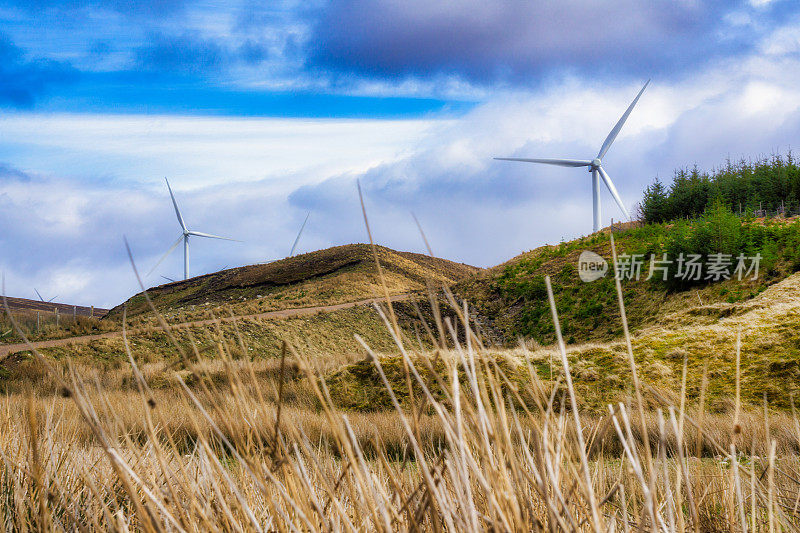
[{"x1": 0, "y1": 294, "x2": 410, "y2": 359}]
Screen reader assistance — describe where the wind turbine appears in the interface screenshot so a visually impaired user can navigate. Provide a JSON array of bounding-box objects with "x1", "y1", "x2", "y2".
[
  {"x1": 34, "y1": 289, "x2": 57, "y2": 303},
  {"x1": 289, "y1": 212, "x2": 310, "y2": 257},
  {"x1": 495, "y1": 80, "x2": 650, "y2": 233},
  {"x1": 149, "y1": 178, "x2": 239, "y2": 280}
]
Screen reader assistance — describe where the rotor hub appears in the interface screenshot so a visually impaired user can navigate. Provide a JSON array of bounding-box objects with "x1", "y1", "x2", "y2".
[{"x1": 591, "y1": 158, "x2": 602, "y2": 169}]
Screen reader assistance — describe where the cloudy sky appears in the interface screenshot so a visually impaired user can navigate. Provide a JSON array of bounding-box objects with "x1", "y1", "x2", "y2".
[{"x1": 1, "y1": 0, "x2": 799, "y2": 307}]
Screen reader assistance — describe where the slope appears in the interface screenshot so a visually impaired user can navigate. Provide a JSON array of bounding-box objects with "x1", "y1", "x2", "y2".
[
  {"x1": 455, "y1": 214, "x2": 800, "y2": 346},
  {"x1": 1, "y1": 297, "x2": 108, "y2": 318},
  {"x1": 108, "y1": 243, "x2": 480, "y2": 323}
]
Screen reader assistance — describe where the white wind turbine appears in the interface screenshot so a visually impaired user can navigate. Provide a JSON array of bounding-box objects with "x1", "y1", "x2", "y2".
[
  {"x1": 149, "y1": 178, "x2": 239, "y2": 280},
  {"x1": 34, "y1": 288, "x2": 57, "y2": 303},
  {"x1": 289, "y1": 212, "x2": 310, "y2": 257},
  {"x1": 495, "y1": 80, "x2": 650, "y2": 233}
]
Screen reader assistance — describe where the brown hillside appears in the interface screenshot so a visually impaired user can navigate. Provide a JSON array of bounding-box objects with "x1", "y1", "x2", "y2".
[
  {"x1": 108, "y1": 244, "x2": 480, "y2": 321},
  {"x1": 2, "y1": 297, "x2": 107, "y2": 318}
]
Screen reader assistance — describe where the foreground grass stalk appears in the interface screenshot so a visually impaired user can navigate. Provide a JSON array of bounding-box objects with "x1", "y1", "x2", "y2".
[
  {"x1": 609, "y1": 235, "x2": 657, "y2": 499},
  {"x1": 544, "y1": 275, "x2": 603, "y2": 531}
]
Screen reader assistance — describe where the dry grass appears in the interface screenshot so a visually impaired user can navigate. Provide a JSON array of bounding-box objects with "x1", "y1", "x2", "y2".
[
  {"x1": 2, "y1": 229, "x2": 800, "y2": 530},
  {"x1": 1, "y1": 278, "x2": 799, "y2": 531},
  {"x1": 0, "y1": 310, "x2": 117, "y2": 343}
]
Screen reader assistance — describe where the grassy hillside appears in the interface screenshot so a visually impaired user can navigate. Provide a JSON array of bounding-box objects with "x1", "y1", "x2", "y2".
[
  {"x1": 108, "y1": 244, "x2": 480, "y2": 323},
  {"x1": 11, "y1": 217, "x2": 800, "y2": 414},
  {"x1": 329, "y1": 269, "x2": 800, "y2": 414},
  {"x1": 520, "y1": 268, "x2": 800, "y2": 411},
  {"x1": 0, "y1": 297, "x2": 107, "y2": 318},
  {"x1": 0, "y1": 298, "x2": 439, "y2": 390},
  {"x1": 456, "y1": 211, "x2": 800, "y2": 346}
]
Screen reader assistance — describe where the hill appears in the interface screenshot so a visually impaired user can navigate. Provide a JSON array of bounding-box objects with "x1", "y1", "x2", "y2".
[
  {"x1": 0, "y1": 298, "x2": 113, "y2": 347},
  {"x1": 325, "y1": 217, "x2": 800, "y2": 413},
  {"x1": 108, "y1": 244, "x2": 480, "y2": 322},
  {"x1": 455, "y1": 210, "x2": 800, "y2": 346},
  {"x1": 2, "y1": 297, "x2": 107, "y2": 318},
  {"x1": 7, "y1": 224, "x2": 800, "y2": 414},
  {"x1": 327, "y1": 268, "x2": 800, "y2": 413}
]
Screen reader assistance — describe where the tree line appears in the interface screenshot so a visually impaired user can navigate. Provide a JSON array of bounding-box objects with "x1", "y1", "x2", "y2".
[{"x1": 639, "y1": 153, "x2": 800, "y2": 224}]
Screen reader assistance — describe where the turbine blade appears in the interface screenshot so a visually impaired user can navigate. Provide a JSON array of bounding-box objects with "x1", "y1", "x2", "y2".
[
  {"x1": 147, "y1": 234, "x2": 184, "y2": 276},
  {"x1": 597, "y1": 79, "x2": 650, "y2": 159},
  {"x1": 187, "y1": 230, "x2": 240, "y2": 242},
  {"x1": 494, "y1": 157, "x2": 592, "y2": 167},
  {"x1": 48, "y1": 295, "x2": 58, "y2": 303},
  {"x1": 34, "y1": 288, "x2": 44, "y2": 302},
  {"x1": 597, "y1": 166, "x2": 631, "y2": 221},
  {"x1": 160, "y1": 275, "x2": 176, "y2": 283},
  {"x1": 289, "y1": 212, "x2": 310, "y2": 257},
  {"x1": 165, "y1": 178, "x2": 187, "y2": 232}
]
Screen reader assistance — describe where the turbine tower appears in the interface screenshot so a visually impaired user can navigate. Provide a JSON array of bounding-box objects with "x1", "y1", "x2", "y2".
[
  {"x1": 149, "y1": 178, "x2": 238, "y2": 280},
  {"x1": 495, "y1": 80, "x2": 650, "y2": 233}
]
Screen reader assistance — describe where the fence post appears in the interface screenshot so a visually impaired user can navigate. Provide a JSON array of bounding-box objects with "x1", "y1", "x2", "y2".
[
  {"x1": 90, "y1": 306, "x2": 94, "y2": 318},
  {"x1": 73, "y1": 305, "x2": 76, "y2": 320},
  {"x1": 36, "y1": 311, "x2": 40, "y2": 333},
  {"x1": 55, "y1": 307, "x2": 59, "y2": 328}
]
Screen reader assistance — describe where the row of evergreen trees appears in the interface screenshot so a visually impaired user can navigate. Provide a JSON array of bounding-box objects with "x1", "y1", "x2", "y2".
[{"x1": 639, "y1": 153, "x2": 800, "y2": 223}]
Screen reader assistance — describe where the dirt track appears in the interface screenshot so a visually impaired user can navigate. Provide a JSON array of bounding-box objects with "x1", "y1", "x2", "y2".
[{"x1": 0, "y1": 294, "x2": 409, "y2": 358}]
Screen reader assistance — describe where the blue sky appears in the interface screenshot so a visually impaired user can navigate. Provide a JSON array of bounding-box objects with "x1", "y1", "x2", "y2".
[{"x1": 1, "y1": 0, "x2": 800, "y2": 307}]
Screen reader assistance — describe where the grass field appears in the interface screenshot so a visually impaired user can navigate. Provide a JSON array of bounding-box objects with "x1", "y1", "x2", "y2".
[
  {"x1": 0, "y1": 310, "x2": 117, "y2": 344},
  {"x1": 2, "y1": 231, "x2": 800, "y2": 530}
]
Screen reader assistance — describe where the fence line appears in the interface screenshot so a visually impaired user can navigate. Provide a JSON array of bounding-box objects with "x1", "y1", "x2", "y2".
[{"x1": 0, "y1": 309, "x2": 104, "y2": 341}]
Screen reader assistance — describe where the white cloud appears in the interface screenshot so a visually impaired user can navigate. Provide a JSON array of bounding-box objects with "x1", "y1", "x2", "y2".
[
  {"x1": 4, "y1": 23, "x2": 800, "y2": 309},
  {"x1": 0, "y1": 114, "x2": 440, "y2": 191},
  {"x1": 760, "y1": 22, "x2": 800, "y2": 55},
  {"x1": 293, "y1": 47, "x2": 800, "y2": 268}
]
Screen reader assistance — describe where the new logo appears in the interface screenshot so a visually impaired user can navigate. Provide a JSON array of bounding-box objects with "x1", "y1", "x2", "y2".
[{"x1": 578, "y1": 251, "x2": 608, "y2": 282}]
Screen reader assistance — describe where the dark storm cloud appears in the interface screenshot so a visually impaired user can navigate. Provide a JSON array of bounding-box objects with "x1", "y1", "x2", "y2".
[
  {"x1": 306, "y1": 0, "x2": 783, "y2": 84},
  {"x1": 0, "y1": 35, "x2": 77, "y2": 107}
]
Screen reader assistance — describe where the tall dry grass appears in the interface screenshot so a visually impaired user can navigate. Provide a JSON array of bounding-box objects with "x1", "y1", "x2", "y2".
[{"x1": 2, "y1": 234, "x2": 800, "y2": 530}]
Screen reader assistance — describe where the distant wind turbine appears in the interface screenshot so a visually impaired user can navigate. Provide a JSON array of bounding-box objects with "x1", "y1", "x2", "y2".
[
  {"x1": 289, "y1": 212, "x2": 310, "y2": 257},
  {"x1": 34, "y1": 288, "x2": 57, "y2": 303},
  {"x1": 160, "y1": 275, "x2": 177, "y2": 283},
  {"x1": 495, "y1": 80, "x2": 650, "y2": 233},
  {"x1": 149, "y1": 178, "x2": 239, "y2": 280}
]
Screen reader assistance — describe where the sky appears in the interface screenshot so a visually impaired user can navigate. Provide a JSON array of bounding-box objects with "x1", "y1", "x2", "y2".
[{"x1": 1, "y1": 0, "x2": 800, "y2": 307}]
